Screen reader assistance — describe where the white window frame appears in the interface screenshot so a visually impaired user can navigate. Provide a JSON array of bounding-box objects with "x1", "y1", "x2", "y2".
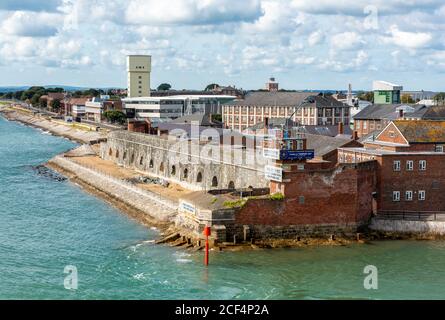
[
  {"x1": 419, "y1": 160, "x2": 427, "y2": 171},
  {"x1": 393, "y1": 191, "x2": 400, "y2": 202},
  {"x1": 419, "y1": 190, "x2": 426, "y2": 201},
  {"x1": 393, "y1": 160, "x2": 401, "y2": 172},
  {"x1": 405, "y1": 191, "x2": 413, "y2": 201},
  {"x1": 406, "y1": 160, "x2": 414, "y2": 171},
  {"x1": 435, "y1": 145, "x2": 444, "y2": 153}
]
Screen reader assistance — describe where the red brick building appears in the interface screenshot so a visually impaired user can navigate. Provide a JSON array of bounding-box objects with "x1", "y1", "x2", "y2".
[{"x1": 339, "y1": 120, "x2": 445, "y2": 214}]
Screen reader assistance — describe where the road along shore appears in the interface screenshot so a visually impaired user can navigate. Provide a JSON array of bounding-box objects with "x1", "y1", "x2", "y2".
[{"x1": 0, "y1": 106, "x2": 105, "y2": 144}]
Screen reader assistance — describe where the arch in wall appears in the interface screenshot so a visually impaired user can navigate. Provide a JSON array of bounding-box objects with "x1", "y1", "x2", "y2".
[
  {"x1": 116, "y1": 150, "x2": 119, "y2": 159},
  {"x1": 123, "y1": 151, "x2": 127, "y2": 160},
  {"x1": 228, "y1": 181, "x2": 235, "y2": 190},
  {"x1": 183, "y1": 168, "x2": 189, "y2": 180},
  {"x1": 139, "y1": 156, "x2": 144, "y2": 166},
  {"x1": 196, "y1": 172, "x2": 203, "y2": 183},
  {"x1": 160, "y1": 162, "x2": 164, "y2": 173},
  {"x1": 212, "y1": 176, "x2": 218, "y2": 187},
  {"x1": 171, "y1": 165, "x2": 176, "y2": 176},
  {"x1": 130, "y1": 153, "x2": 135, "y2": 165},
  {"x1": 149, "y1": 159, "x2": 154, "y2": 168},
  {"x1": 108, "y1": 148, "x2": 113, "y2": 157}
]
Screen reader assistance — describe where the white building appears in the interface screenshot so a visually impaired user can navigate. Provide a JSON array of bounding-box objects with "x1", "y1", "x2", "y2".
[
  {"x1": 123, "y1": 95, "x2": 236, "y2": 121},
  {"x1": 85, "y1": 95, "x2": 110, "y2": 122},
  {"x1": 127, "y1": 55, "x2": 151, "y2": 98}
]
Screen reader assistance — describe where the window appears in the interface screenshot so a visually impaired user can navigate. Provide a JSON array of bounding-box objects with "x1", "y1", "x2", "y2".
[
  {"x1": 436, "y1": 145, "x2": 444, "y2": 153},
  {"x1": 419, "y1": 160, "x2": 427, "y2": 171},
  {"x1": 419, "y1": 190, "x2": 426, "y2": 201},
  {"x1": 405, "y1": 191, "x2": 413, "y2": 201},
  {"x1": 355, "y1": 120, "x2": 360, "y2": 129},
  {"x1": 393, "y1": 191, "x2": 400, "y2": 202},
  {"x1": 363, "y1": 121, "x2": 367, "y2": 130},
  {"x1": 406, "y1": 160, "x2": 414, "y2": 171},
  {"x1": 393, "y1": 160, "x2": 401, "y2": 171}
]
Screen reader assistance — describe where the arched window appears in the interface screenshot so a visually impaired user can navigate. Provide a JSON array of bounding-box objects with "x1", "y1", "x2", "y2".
[
  {"x1": 130, "y1": 154, "x2": 135, "y2": 164},
  {"x1": 197, "y1": 172, "x2": 202, "y2": 183},
  {"x1": 228, "y1": 181, "x2": 235, "y2": 190},
  {"x1": 139, "y1": 156, "x2": 144, "y2": 166},
  {"x1": 171, "y1": 165, "x2": 176, "y2": 176},
  {"x1": 123, "y1": 152, "x2": 127, "y2": 160},
  {"x1": 160, "y1": 162, "x2": 164, "y2": 173},
  {"x1": 212, "y1": 176, "x2": 218, "y2": 187},
  {"x1": 149, "y1": 159, "x2": 154, "y2": 168},
  {"x1": 183, "y1": 168, "x2": 189, "y2": 179},
  {"x1": 108, "y1": 148, "x2": 113, "y2": 156},
  {"x1": 116, "y1": 150, "x2": 119, "y2": 158}
]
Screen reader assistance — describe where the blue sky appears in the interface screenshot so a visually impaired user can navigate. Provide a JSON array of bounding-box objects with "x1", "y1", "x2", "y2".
[{"x1": 1, "y1": 0, "x2": 445, "y2": 91}]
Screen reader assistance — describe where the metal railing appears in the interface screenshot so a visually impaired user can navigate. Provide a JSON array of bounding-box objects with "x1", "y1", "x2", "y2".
[{"x1": 376, "y1": 211, "x2": 445, "y2": 221}]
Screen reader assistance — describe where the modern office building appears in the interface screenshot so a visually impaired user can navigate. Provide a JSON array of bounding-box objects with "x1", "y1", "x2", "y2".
[
  {"x1": 127, "y1": 55, "x2": 151, "y2": 98},
  {"x1": 373, "y1": 81, "x2": 403, "y2": 104},
  {"x1": 123, "y1": 95, "x2": 236, "y2": 121}
]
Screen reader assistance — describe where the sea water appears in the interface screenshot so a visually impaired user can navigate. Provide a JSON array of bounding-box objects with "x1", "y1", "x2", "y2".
[{"x1": 1, "y1": 116, "x2": 445, "y2": 300}]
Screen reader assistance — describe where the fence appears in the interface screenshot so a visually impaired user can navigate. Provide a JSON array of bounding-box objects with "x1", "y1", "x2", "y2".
[{"x1": 376, "y1": 211, "x2": 445, "y2": 222}]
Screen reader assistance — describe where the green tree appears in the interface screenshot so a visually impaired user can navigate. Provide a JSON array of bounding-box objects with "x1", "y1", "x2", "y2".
[
  {"x1": 157, "y1": 83, "x2": 172, "y2": 91},
  {"x1": 52, "y1": 99, "x2": 61, "y2": 112},
  {"x1": 433, "y1": 93, "x2": 445, "y2": 105},
  {"x1": 103, "y1": 110, "x2": 126, "y2": 124},
  {"x1": 205, "y1": 83, "x2": 220, "y2": 91},
  {"x1": 357, "y1": 91, "x2": 374, "y2": 102}
]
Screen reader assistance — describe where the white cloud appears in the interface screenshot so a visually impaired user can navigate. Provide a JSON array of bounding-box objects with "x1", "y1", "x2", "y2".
[
  {"x1": 331, "y1": 32, "x2": 365, "y2": 51},
  {"x1": 1, "y1": 11, "x2": 61, "y2": 37},
  {"x1": 125, "y1": 0, "x2": 263, "y2": 26},
  {"x1": 308, "y1": 31, "x2": 324, "y2": 47},
  {"x1": 291, "y1": 0, "x2": 444, "y2": 16},
  {"x1": 383, "y1": 25, "x2": 433, "y2": 49}
]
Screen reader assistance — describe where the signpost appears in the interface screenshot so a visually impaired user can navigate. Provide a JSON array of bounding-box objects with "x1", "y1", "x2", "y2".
[
  {"x1": 203, "y1": 226, "x2": 211, "y2": 266},
  {"x1": 279, "y1": 149, "x2": 315, "y2": 161},
  {"x1": 265, "y1": 165, "x2": 283, "y2": 182}
]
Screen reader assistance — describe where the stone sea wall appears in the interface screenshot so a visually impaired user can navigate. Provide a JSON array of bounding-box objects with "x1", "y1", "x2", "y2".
[
  {"x1": 370, "y1": 218, "x2": 445, "y2": 236},
  {"x1": 49, "y1": 156, "x2": 178, "y2": 222}
]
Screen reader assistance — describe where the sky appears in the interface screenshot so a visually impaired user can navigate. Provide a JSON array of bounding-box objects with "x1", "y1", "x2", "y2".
[{"x1": 0, "y1": 0, "x2": 445, "y2": 91}]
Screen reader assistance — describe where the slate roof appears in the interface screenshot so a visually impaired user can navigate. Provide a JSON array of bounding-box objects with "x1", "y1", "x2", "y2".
[
  {"x1": 409, "y1": 105, "x2": 445, "y2": 120},
  {"x1": 170, "y1": 114, "x2": 222, "y2": 127},
  {"x1": 226, "y1": 92, "x2": 317, "y2": 107},
  {"x1": 354, "y1": 104, "x2": 426, "y2": 120},
  {"x1": 392, "y1": 120, "x2": 445, "y2": 143},
  {"x1": 306, "y1": 134, "x2": 354, "y2": 157},
  {"x1": 246, "y1": 119, "x2": 352, "y2": 137}
]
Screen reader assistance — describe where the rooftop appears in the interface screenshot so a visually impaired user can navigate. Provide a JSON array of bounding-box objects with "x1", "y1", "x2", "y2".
[
  {"x1": 373, "y1": 80, "x2": 403, "y2": 91},
  {"x1": 354, "y1": 104, "x2": 427, "y2": 120},
  {"x1": 391, "y1": 120, "x2": 445, "y2": 143}
]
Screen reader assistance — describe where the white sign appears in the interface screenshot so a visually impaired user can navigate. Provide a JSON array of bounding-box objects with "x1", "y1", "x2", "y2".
[
  {"x1": 180, "y1": 201, "x2": 196, "y2": 215},
  {"x1": 263, "y1": 148, "x2": 280, "y2": 160},
  {"x1": 265, "y1": 165, "x2": 283, "y2": 182}
]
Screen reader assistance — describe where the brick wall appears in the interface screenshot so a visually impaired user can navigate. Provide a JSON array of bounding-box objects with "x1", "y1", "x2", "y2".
[{"x1": 235, "y1": 162, "x2": 377, "y2": 230}]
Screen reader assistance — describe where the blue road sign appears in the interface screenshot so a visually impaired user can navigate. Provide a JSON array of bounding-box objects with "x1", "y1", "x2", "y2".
[{"x1": 280, "y1": 149, "x2": 315, "y2": 161}]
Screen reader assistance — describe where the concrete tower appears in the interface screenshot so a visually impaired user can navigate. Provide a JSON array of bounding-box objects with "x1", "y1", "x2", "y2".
[{"x1": 127, "y1": 55, "x2": 151, "y2": 98}]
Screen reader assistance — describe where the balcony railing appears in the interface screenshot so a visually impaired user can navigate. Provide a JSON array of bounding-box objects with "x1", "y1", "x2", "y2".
[{"x1": 376, "y1": 211, "x2": 445, "y2": 221}]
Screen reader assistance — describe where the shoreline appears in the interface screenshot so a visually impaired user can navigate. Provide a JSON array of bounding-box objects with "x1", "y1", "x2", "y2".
[
  {"x1": 0, "y1": 106, "x2": 106, "y2": 144},
  {"x1": 2, "y1": 107, "x2": 443, "y2": 250}
]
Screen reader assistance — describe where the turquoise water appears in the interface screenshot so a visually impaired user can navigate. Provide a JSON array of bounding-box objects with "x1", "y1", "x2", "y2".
[{"x1": 1, "y1": 115, "x2": 445, "y2": 300}]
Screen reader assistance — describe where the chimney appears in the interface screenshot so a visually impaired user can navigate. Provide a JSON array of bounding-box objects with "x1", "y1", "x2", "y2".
[
  {"x1": 399, "y1": 109, "x2": 404, "y2": 118},
  {"x1": 338, "y1": 122, "x2": 344, "y2": 135},
  {"x1": 353, "y1": 130, "x2": 359, "y2": 140}
]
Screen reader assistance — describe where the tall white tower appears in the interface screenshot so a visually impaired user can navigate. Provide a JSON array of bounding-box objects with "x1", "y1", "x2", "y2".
[{"x1": 127, "y1": 55, "x2": 151, "y2": 98}]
